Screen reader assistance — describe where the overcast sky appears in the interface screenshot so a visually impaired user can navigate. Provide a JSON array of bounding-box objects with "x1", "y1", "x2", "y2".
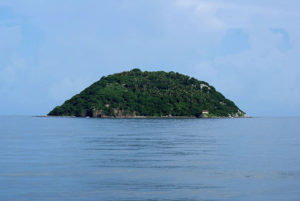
[{"x1": 0, "y1": 0, "x2": 299, "y2": 116}]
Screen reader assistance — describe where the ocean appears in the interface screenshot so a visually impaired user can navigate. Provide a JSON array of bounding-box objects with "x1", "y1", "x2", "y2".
[{"x1": 0, "y1": 116, "x2": 300, "y2": 201}]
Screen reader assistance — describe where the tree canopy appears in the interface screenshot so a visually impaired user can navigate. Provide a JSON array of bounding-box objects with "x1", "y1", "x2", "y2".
[{"x1": 48, "y1": 69, "x2": 245, "y2": 118}]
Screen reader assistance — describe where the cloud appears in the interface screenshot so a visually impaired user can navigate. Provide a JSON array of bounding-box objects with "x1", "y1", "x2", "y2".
[
  {"x1": 173, "y1": 0, "x2": 300, "y2": 115},
  {"x1": 175, "y1": 0, "x2": 225, "y2": 31},
  {"x1": 0, "y1": 0, "x2": 299, "y2": 115}
]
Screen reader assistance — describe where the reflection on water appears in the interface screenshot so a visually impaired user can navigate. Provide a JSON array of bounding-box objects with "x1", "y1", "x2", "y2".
[{"x1": 0, "y1": 116, "x2": 300, "y2": 200}]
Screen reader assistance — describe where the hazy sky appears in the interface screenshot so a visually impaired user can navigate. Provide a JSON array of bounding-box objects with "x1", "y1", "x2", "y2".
[{"x1": 0, "y1": 0, "x2": 299, "y2": 116}]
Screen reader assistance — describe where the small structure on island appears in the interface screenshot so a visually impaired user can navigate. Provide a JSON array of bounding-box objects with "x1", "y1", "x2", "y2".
[{"x1": 201, "y1": 110, "x2": 209, "y2": 118}]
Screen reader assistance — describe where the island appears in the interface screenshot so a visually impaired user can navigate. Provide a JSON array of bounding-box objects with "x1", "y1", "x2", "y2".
[{"x1": 48, "y1": 69, "x2": 246, "y2": 118}]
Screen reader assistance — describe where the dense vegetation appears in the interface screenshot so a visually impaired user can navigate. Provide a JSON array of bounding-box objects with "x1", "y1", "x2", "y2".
[{"x1": 48, "y1": 69, "x2": 245, "y2": 118}]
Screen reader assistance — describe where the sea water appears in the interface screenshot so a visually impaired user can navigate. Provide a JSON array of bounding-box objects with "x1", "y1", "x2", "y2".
[{"x1": 0, "y1": 116, "x2": 300, "y2": 201}]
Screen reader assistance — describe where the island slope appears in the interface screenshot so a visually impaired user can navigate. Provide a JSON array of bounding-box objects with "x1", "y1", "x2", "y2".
[{"x1": 48, "y1": 69, "x2": 245, "y2": 118}]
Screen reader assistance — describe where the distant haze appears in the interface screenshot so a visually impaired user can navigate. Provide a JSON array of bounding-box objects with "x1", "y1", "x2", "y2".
[{"x1": 0, "y1": 0, "x2": 299, "y2": 116}]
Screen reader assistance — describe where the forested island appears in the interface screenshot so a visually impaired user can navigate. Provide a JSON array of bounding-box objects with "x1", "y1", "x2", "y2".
[{"x1": 48, "y1": 69, "x2": 245, "y2": 118}]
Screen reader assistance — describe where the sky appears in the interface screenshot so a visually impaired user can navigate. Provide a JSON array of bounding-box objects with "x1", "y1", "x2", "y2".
[{"x1": 0, "y1": 0, "x2": 299, "y2": 116}]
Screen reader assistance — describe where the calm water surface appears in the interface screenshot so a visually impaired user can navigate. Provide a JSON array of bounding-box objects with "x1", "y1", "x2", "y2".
[{"x1": 0, "y1": 116, "x2": 300, "y2": 201}]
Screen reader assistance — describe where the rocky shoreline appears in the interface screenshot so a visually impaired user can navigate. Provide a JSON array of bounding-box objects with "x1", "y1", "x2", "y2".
[{"x1": 36, "y1": 115, "x2": 250, "y2": 119}]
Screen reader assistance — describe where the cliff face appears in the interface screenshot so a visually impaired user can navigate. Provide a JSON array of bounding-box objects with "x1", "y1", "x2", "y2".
[{"x1": 48, "y1": 69, "x2": 245, "y2": 118}]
